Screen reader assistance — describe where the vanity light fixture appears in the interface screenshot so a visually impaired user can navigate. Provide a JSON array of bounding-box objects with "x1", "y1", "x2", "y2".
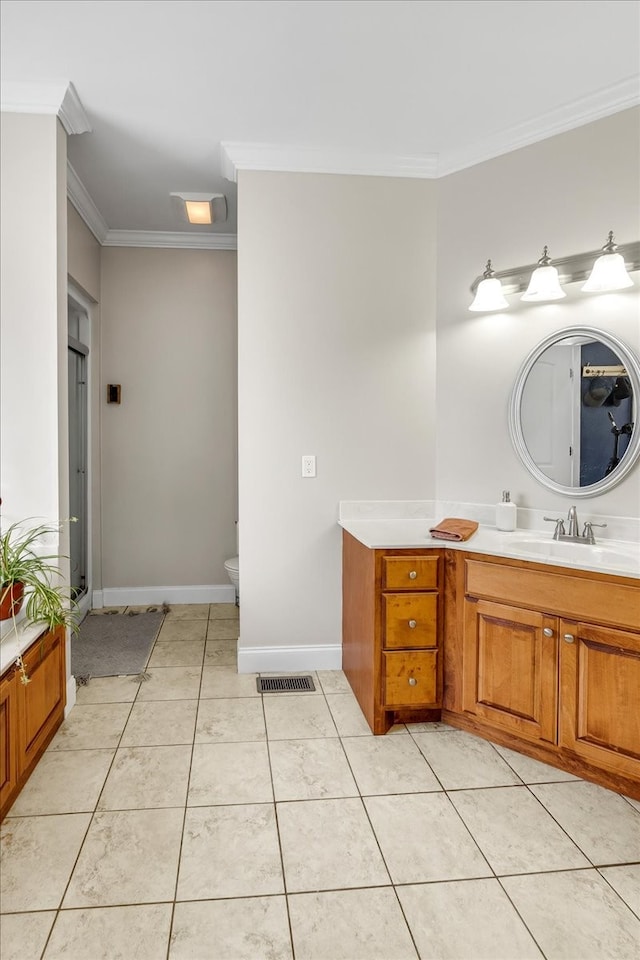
[
  {"x1": 521, "y1": 246, "x2": 566, "y2": 302},
  {"x1": 170, "y1": 192, "x2": 228, "y2": 226},
  {"x1": 582, "y1": 231, "x2": 635, "y2": 293},
  {"x1": 468, "y1": 260, "x2": 509, "y2": 312},
  {"x1": 469, "y1": 235, "x2": 639, "y2": 310}
]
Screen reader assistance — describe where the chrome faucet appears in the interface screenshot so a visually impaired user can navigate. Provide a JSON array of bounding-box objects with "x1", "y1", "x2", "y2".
[
  {"x1": 567, "y1": 505, "x2": 579, "y2": 538},
  {"x1": 543, "y1": 505, "x2": 607, "y2": 544}
]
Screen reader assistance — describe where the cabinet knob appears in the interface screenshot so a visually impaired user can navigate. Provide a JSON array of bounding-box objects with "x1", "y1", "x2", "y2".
[
  {"x1": 408, "y1": 677, "x2": 417, "y2": 686},
  {"x1": 408, "y1": 619, "x2": 417, "y2": 629},
  {"x1": 563, "y1": 633, "x2": 575, "y2": 643},
  {"x1": 542, "y1": 627, "x2": 554, "y2": 638},
  {"x1": 408, "y1": 571, "x2": 417, "y2": 580}
]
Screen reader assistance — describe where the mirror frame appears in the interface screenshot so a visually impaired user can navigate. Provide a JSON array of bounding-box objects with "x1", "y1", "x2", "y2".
[{"x1": 509, "y1": 325, "x2": 640, "y2": 497}]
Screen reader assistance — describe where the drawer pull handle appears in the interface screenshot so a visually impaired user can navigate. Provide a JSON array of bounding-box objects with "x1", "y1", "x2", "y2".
[
  {"x1": 408, "y1": 677, "x2": 417, "y2": 686},
  {"x1": 542, "y1": 628, "x2": 554, "y2": 638},
  {"x1": 408, "y1": 619, "x2": 417, "y2": 629},
  {"x1": 408, "y1": 571, "x2": 417, "y2": 580},
  {"x1": 563, "y1": 633, "x2": 575, "y2": 644}
]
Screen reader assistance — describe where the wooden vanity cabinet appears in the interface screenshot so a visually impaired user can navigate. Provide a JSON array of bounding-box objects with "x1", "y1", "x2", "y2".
[
  {"x1": 342, "y1": 532, "x2": 442, "y2": 734},
  {"x1": 0, "y1": 626, "x2": 66, "y2": 820},
  {"x1": 450, "y1": 555, "x2": 640, "y2": 797}
]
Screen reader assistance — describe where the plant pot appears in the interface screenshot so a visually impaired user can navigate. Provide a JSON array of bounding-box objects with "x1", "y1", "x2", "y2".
[{"x1": 0, "y1": 581, "x2": 24, "y2": 620}]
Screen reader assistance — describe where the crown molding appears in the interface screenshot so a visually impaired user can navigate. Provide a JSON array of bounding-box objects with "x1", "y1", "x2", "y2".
[
  {"x1": 438, "y1": 75, "x2": 640, "y2": 176},
  {"x1": 221, "y1": 141, "x2": 438, "y2": 182},
  {"x1": 1, "y1": 80, "x2": 91, "y2": 134},
  {"x1": 58, "y1": 82, "x2": 92, "y2": 134},
  {"x1": 103, "y1": 230, "x2": 237, "y2": 250},
  {"x1": 67, "y1": 162, "x2": 108, "y2": 243},
  {"x1": 222, "y1": 77, "x2": 638, "y2": 182}
]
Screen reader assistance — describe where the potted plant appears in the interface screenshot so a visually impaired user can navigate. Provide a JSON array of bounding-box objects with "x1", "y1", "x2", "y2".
[{"x1": 0, "y1": 518, "x2": 79, "y2": 636}]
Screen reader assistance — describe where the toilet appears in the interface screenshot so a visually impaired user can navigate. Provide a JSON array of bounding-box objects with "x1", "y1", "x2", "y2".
[{"x1": 224, "y1": 522, "x2": 239, "y2": 603}]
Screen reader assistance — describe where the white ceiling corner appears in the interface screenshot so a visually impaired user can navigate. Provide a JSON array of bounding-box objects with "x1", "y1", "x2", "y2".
[
  {"x1": 1, "y1": 79, "x2": 90, "y2": 134},
  {"x1": 438, "y1": 75, "x2": 640, "y2": 176}
]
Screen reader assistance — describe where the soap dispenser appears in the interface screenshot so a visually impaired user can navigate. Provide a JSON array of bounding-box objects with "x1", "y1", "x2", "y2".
[{"x1": 496, "y1": 490, "x2": 517, "y2": 531}]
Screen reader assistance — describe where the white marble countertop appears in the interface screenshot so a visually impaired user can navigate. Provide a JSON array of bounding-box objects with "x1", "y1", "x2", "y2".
[{"x1": 339, "y1": 518, "x2": 640, "y2": 579}]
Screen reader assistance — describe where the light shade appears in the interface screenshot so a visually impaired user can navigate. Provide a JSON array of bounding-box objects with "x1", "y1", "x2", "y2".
[
  {"x1": 184, "y1": 200, "x2": 212, "y2": 224},
  {"x1": 521, "y1": 246, "x2": 566, "y2": 302},
  {"x1": 170, "y1": 192, "x2": 228, "y2": 226},
  {"x1": 582, "y1": 231, "x2": 634, "y2": 292},
  {"x1": 469, "y1": 260, "x2": 509, "y2": 312}
]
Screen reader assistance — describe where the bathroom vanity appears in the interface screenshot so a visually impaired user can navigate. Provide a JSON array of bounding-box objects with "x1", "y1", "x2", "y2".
[
  {"x1": 0, "y1": 626, "x2": 66, "y2": 820},
  {"x1": 341, "y1": 523, "x2": 640, "y2": 800}
]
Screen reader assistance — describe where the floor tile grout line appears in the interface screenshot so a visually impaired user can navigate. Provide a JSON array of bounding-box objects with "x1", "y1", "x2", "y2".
[
  {"x1": 262, "y1": 689, "x2": 297, "y2": 959},
  {"x1": 331, "y1": 722, "x2": 423, "y2": 958},
  {"x1": 596, "y1": 865, "x2": 640, "y2": 921},
  {"x1": 522, "y1": 781, "x2": 600, "y2": 869},
  {"x1": 37, "y1": 649, "x2": 146, "y2": 960}
]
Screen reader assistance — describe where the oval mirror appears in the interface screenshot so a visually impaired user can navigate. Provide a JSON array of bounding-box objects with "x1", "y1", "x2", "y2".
[{"x1": 509, "y1": 326, "x2": 640, "y2": 496}]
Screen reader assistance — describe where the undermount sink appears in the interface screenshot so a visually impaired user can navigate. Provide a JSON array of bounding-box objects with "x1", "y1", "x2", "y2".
[{"x1": 506, "y1": 534, "x2": 640, "y2": 569}]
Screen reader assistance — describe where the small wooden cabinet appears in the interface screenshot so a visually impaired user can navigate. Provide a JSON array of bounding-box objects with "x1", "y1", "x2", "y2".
[
  {"x1": 0, "y1": 626, "x2": 66, "y2": 820},
  {"x1": 342, "y1": 532, "x2": 442, "y2": 734}
]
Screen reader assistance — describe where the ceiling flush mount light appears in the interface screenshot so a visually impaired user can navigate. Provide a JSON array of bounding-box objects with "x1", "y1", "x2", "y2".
[
  {"x1": 170, "y1": 192, "x2": 228, "y2": 226},
  {"x1": 582, "y1": 231, "x2": 634, "y2": 293},
  {"x1": 468, "y1": 260, "x2": 509, "y2": 312},
  {"x1": 521, "y1": 246, "x2": 566, "y2": 302}
]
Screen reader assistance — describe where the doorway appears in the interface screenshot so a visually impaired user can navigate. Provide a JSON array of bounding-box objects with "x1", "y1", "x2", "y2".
[{"x1": 68, "y1": 297, "x2": 90, "y2": 605}]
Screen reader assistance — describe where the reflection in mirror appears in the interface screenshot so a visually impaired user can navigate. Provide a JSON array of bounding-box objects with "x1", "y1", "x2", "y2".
[{"x1": 510, "y1": 327, "x2": 640, "y2": 497}]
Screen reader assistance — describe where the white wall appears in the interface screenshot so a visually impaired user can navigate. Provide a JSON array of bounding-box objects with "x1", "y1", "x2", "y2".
[
  {"x1": 436, "y1": 107, "x2": 640, "y2": 518},
  {"x1": 99, "y1": 247, "x2": 238, "y2": 592},
  {"x1": 0, "y1": 113, "x2": 68, "y2": 530},
  {"x1": 238, "y1": 172, "x2": 437, "y2": 667}
]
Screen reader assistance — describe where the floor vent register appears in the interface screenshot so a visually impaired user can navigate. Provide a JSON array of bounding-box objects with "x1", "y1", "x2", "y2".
[{"x1": 257, "y1": 676, "x2": 316, "y2": 693}]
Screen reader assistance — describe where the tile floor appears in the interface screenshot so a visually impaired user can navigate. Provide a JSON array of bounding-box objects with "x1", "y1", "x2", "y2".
[{"x1": 1, "y1": 602, "x2": 639, "y2": 959}]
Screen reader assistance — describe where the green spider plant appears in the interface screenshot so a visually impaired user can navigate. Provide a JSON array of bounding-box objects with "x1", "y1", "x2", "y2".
[{"x1": 0, "y1": 519, "x2": 79, "y2": 636}]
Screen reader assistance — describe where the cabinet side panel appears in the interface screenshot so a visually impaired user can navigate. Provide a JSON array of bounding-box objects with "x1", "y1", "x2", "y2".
[
  {"x1": 443, "y1": 550, "x2": 465, "y2": 711},
  {"x1": 342, "y1": 531, "x2": 377, "y2": 729}
]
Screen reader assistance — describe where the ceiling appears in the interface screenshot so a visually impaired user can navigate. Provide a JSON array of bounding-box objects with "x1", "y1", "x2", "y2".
[{"x1": 1, "y1": 0, "x2": 639, "y2": 241}]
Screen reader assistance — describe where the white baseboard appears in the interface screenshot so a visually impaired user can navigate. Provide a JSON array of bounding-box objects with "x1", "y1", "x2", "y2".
[
  {"x1": 93, "y1": 584, "x2": 235, "y2": 608},
  {"x1": 65, "y1": 674, "x2": 77, "y2": 717},
  {"x1": 237, "y1": 643, "x2": 342, "y2": 674}
]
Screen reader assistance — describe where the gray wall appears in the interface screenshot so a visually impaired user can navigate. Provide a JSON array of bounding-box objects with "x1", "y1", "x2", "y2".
[
  {"x1": 99, "y1": 247, "x2": 238, "y2": 589},
  {"x1": 238, "y1": 172, "x2": 438, "y2": 663},
  {"x1": 436, "y1": 107, "x2": 640, "y2": 516}
]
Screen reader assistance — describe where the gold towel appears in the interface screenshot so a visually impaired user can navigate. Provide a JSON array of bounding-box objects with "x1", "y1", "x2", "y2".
[{"x1": 429, "y1": 518, "x2": 479, "y2": 542}]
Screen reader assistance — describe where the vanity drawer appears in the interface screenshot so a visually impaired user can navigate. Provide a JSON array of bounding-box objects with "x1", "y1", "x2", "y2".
[
  {"x1": 383, "y1": 593, "x2": 438, "y2": 648},
  {"x1": 383, "y1": 651, "x2": 437, "y2": 706},
  {"x1": 383, "y1": 556, "x2": 438, "y2": 591},
  {"x1": 465, "y1": 560, "x2": 640, "y2": 631}
]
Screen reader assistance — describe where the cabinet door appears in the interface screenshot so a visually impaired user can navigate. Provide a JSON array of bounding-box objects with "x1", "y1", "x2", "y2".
[
  {"x1": 0, "y1": 669, "x2": 19, "y2": 816},
  {"x1": 560, "y1": 620, "x2": 640, "y2": 780},
  {"x1": 463, "y1": 598, "x2": 558, "y2": 744},
  {"x1": 19, "y1": 628, "x2": 66, "y2": 773}
]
